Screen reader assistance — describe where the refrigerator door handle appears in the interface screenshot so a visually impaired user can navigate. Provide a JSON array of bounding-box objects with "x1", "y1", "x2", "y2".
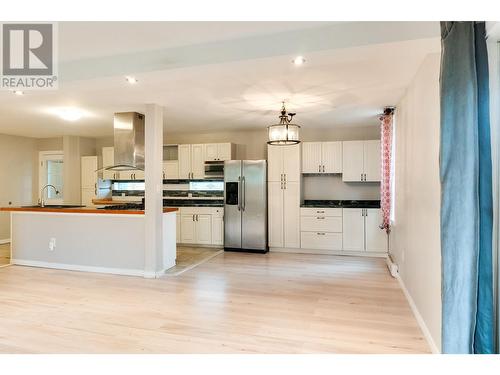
[
  {"x1": 237, "y1": 176, "x2": 241, "y2": 211},
  {"x1": 241, "y1": 176, "x2": 246, "y2": 211}
]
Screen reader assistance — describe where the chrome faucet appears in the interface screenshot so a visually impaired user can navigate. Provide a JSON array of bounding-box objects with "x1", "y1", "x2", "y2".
[{"x1": 39, "y1": 184, "x2": 60, "y2": 207}]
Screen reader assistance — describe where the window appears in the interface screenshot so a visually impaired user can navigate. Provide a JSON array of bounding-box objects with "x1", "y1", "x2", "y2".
[{"x1": 39, "y1": 151, "x2": 64, "y2": 204}]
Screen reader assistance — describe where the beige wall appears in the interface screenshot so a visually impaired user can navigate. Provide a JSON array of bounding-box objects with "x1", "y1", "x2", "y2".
[
  {"x1": 303, "y1": 176, "x2": 380, "y2": 201},
  {"x1": 390, "y1": 53, "x2": 441, "y2": 352},
  {"x1": 0, "y1": 134, "x2": 37, "y2": 240}
]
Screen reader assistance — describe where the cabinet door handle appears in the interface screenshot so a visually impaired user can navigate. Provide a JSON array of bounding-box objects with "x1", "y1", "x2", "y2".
[
  {"x1": 280, "y1": 174, "x2": 283, "y2": 182},
  {"x1": 316, "y1": 210, "x2": 325, "y2": 213},
  {"x1": 319, "y1": 165, "x2": 321, "y2": 173},
  {"x1": 360, "y1": 173, "x2": 363, "y2": 181},
  {"x1": 192, "y1": 215, "x2": 195, "y2": 221},
  {"x1": 94, "y1": 183, "x2": 97, "y2": 195},
  {"x1": 280, "y1": 181, "x2": 283, "y2": 190},
  {"x1": 364, "y1": 173, "x2": 367, "y2": 181},
  {"x1": 322, "y1": 165, "x2": 325, "y2": 172},
  {"x1": 316, "y1": 217, "x2": 325, "y2": 220},
  {"x1": 317, "y1": 232, "x2": 326, "y2": 235}
]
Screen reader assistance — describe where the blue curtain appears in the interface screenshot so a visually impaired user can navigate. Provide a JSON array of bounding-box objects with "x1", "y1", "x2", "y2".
[{"x1": 440, "y1": 21, "x2": 494, "y2": 354}]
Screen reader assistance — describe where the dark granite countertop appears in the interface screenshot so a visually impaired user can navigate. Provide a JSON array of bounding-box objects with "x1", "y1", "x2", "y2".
[
  {"x1": 163, "y1": 199, "x2": 224, "y2": 207},
  {"x1": 301, "y1": 200, "x2": 381, "y2": 209}
]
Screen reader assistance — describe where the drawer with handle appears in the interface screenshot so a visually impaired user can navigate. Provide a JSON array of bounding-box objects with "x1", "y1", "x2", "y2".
[
  {"x1": 300, "y1": 216, "x2": 342, "y2": 232},
  {"x1": 300, "y1": 207, "x2": 342, "y2": 217},
  {"x1": 300, "y1": 232, "x2": 342, "y2": 250}
]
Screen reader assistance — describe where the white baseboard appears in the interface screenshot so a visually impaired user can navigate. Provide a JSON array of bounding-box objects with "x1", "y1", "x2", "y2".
[
  {"x1": 12, "y1": 259, "x2": 146, "y2": 278},
  {"x1": 0, "y1": 239, "x2": 11, "y2": 245},
  {"x1": 396, "y1": 274, "x2": 440, "y2": 354},
  {"x1": 270, "y1": 247, "x2": 388, "y2": 258}
]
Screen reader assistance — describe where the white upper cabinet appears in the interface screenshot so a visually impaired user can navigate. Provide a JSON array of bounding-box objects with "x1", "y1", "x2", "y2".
[
  {"x1": 178, "y1": 144, "x2": 192, "y2": 179},
  {"x1": 267, "y1": 144, "x2": 300, "y2": 182},
  {"x1": 342, "y1": 141, "x2": 364, "y2": 182},
  {"x1": 365, "y1": 208, "x2": 387, "y2": 252},
  {"x1": 204, "y1": 143, "x2": 234, "y2": 161},
  {"x1": 342, "y1": 140, "x2": 380, "y2": 182},
  {"x1": 363, "y1": 140, "x2": 381, "y2": 182},
  {"x1": 191, "y1": 144, "x2": 205, "y2": 179},
  {"x1": 102, "y1": 147, "x2": 117, "y2": 180},
  {"x1": 302, "y1": 142, "x2": 342, "y2": 174},
  {"x1": 322, "y1": 142, "x2": 342, "y2": 173},
  {"x1": 302, "y1": 142, "x2": 322, "y2": 173},
  {"x1": 163, "y1": 161, "x2": 179, "y2": 180}
]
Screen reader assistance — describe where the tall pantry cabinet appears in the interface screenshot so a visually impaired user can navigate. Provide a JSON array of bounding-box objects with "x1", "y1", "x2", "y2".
[{"x1": 267, "y1": 144, "x2": 301, "y2": 249}]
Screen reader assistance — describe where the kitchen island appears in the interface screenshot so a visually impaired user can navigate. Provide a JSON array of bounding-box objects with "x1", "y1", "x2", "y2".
[{"x1": 0, "y1": 206, "x2": 178, "y2": 278}]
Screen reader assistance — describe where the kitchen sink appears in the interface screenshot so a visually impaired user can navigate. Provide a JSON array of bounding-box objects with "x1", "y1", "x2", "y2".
[{"x1": 21, "y1": 205, "x2": 85, "y2": 209}]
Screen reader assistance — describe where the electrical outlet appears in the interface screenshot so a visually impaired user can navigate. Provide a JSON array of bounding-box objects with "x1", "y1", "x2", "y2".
[{"x1": 48, "y1": 237, "x2": 56, "y2": 251}]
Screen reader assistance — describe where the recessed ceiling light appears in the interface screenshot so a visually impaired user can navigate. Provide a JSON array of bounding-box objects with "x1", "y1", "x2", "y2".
[
  {"x1": 56, "y1": 107, "x2": 85, "y2": 122},
  {"x1": 292, "y1": 56, "x2": 306, "y2": 65},
  {"x1": 13, "y1": 90, "x2": 24, "y2": 96},
  {"x1": 125, "y1": 76, "x2": 138, "y2": 84}
]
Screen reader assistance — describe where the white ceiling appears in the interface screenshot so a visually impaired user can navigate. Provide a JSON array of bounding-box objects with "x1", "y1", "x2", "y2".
[{"x1": 0, "y1": 22, "x2": 440, "y2": 138}]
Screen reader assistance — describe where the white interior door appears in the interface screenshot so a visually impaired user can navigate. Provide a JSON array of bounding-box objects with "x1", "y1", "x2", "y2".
[
  {"x1": 342, "y1": 141, "x2": 364, "y2": 182},
  {"x1": 342, "y1": 208, "x2": 365, "y2": 251},
  {"x1": 322, "y1": 141, "x2": 342, "y2": 173},
  {"x1": 283, "y1": 181, "x2": 300, "y2": 248},
  {"x1": 267, "y1": 181, "x2": 283, "y2": 247},
  {"x1": 302, "y1": 142, "x2": 322, "y2": 173},
  {"x1": 365, "y1": 208, "x2": 387, "y2": 252},
  {"x1": 177, "y1": 145, "x2": 191, "y2": 179},
  {"x1": 363, "y1": 140, "x2": 381, "y2": 182}
]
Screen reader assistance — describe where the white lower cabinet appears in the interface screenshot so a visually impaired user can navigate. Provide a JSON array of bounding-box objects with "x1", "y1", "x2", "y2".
[
  {"x1": 342, "y1": 208, "x2": 387, "y2": 252},
  {"x1": 365, "y1": 208, "x2": 387, "y2": 252},
  {"x1": 300, "y1": 207, "x2": 343, "y2": 251},
  {"x1": 177, "y1": 207, "x2": 224, "y2": 246},
  {"x1": 268, "y1": 181, "x2": 300, "y2": 248},
  {"x1": 342, "y1": 208, "x2": 365, "y2": 251}
]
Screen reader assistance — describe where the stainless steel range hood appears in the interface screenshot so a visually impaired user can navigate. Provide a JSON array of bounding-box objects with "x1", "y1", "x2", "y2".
[{"x1": 105, "y1": 112, "x2": 145, "y2": 171}]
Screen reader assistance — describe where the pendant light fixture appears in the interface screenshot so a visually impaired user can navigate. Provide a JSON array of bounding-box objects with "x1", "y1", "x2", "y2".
[{"x1": 267, "y1": 101, "x2": 301, "y2": 145}]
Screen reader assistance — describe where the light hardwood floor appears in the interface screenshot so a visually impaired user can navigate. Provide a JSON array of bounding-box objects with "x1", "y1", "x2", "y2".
[{"x1": 0, "y1": 251, "x2": 430, "y2": 353}]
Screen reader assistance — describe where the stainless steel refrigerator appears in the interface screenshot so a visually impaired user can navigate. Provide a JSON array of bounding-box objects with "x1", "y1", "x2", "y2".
[{"x1": 224, "y1": 160, "x2": 268, "y2": 253}]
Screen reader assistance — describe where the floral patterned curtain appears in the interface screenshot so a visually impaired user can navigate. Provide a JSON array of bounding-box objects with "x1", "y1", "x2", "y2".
[{"x1": 380, "y1": 109, "x2": 393, "y2": 233}]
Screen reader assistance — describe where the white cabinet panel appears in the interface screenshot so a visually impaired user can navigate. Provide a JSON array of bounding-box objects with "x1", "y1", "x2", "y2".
[
  {"x1": 283, "y1": 144, "x2": 301, "y2": 182},
  {"x1": 102, "y1": 147, "x2": 115, "y2": 180},
  {"x1": 342, "y1": 141, "x2": 364, "y2": 182},
  {"x1": 176, "y1": 211, "x2": 180, "y2": 243},
  {"x1": 365, "y1": 208, "x2": 387, "y2": 252},
  {"x1": 363, "y1": 140, "x2": 381, "y2": 182},
  {"x1": 195, "y1": 214, "x2": 212, "y2": 245},
  {"x1": 267, "y1": 181, "x2": 284, "y2": 247},
  {"x1": 322, "y1": 141, "x2": 342, "y2": 174},
  {"x1": 204, "y1": 143, "x2": 219, "y2": 161},
  {"x1": 191, "y1": 144, "x2": 205, "y2": 179},
  {"x1": 217, "y1": 143, "x2": 232, "y2": 161},
  {"x1": 283, "y1": 181, "x2": 300, "y2": 248},
  {"x1": 212, "y1": 215, "x2": 224, "y2": 246},
  {"x1": 342, "y1": 208, "x2": 365, "y2": 251},
  {"x1": 180, "y1": 214, "x2": 196, "y2": 243},
  {"x1": 302, "y1": 142, "x2": 322, "y2": 173},
  {"x1": 300, "y1": 207, "x2": 342, "y2": 217},
  {"x1": 81, "y1": 156, "x2": 97, "y2": 189},
  {"x1": 301, "y1": 232, "x2": 342, "y2": 251},
  {"x1": 267, "y1": 145, "x2": 283, "y2": 182},
  {"x1": 163, "y1": 161, "x2": 179, "y2": 180},
  {"x1": 300, "y1": 216, "x2": 342, "y2": 233},
  {"x1": 178, "y1": 145, "x2": 191, "y2": 179}
]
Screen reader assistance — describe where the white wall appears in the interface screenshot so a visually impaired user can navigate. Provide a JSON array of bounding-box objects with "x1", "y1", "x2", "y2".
[
  {"x1": 390, "y1": 53, "x2": 441, "y2": 352},
  {"x1": 0, "y1": 134, "x2": 37, "y2": 240}
]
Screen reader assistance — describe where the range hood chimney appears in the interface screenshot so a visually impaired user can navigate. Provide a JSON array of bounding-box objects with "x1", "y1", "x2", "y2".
[{"x1": 105, "y1": 112, "x2": 145, "y2": 171}]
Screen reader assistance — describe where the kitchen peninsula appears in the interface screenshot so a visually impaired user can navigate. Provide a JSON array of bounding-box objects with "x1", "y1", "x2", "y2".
[{"x1": 0, "y1": 206, "x2": 178, "y2": 277}]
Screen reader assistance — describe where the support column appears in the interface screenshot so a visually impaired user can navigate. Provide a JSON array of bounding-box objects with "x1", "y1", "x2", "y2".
[{"x1": 144, "y1": 104, "x2": 164, "y2": 278}]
